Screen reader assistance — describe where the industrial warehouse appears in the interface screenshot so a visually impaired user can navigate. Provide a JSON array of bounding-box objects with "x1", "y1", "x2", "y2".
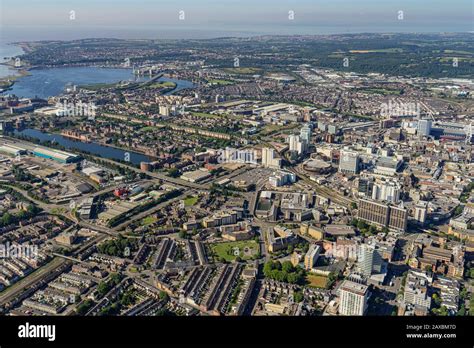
[
  {"x1": 32, "y1": 147, "x2": 81, "y2": 163},
  {"x1": 0, "y1": 141, "x2": 81, "y2": 163},
  {"x1": 0, "y1": 144, "x2": 27, "y2": 157}
]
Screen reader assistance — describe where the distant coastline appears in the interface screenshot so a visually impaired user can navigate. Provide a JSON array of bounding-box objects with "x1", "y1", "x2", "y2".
[{"x1": 0, "y1": 42, "x2": 27, "y2": 90}]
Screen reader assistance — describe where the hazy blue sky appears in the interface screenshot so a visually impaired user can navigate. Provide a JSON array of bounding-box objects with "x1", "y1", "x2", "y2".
[{"x1": 1, "y1": 0, "x2": 473, "y2": 41}]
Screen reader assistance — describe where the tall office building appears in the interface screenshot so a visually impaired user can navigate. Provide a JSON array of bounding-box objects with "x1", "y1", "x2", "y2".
[
  {"x1": 371, "y1": 180, "x2": 401, "y2": 203},
  {"x1": 358, "y1": 244, "x2": 374, "y2": 277},
  {"x1": 269, "y1": 170, "x2": 296, "y2": 187},
  {"x1": 300, "y1": 124, "x2": 312, "y2": 143},
  {"x1": 304, "y1": 244, "x2": 321, "y2": 271},
  {"x1": 358, "y1": 199, "x2": 407, "y2": 232},
  {"x1": 298, "y1": 140, "x2": 308, "y2": 155},
  {"x1": 372, "y1": 246, "x2": 384, "y2": 273},
  {"x1": 388, "y1": 205, "x2": 408, "y2": 232},
  {"x1": 288, "y1": 134, "x2": 307, "y2": 155},
  {"x1": 414, "y1": 201, "x2": 428, "y2": 225},
  {"x1": 358, "y1": 199, "x2": 389, "y2": 228},
  {"x1": 288, "y1": 134, "x2": 299, "y2": 152},
  {"x1": 358, "y1": 243, "x2": 384, "y2": 276},
  {"x1": 327, "y1": 124, "x2": 339, "y2": 135},
  {"x1": 417, "y1": 119, "x2": 432, "y2": 137},
  {"x1": 159, "y1": 105, "x2": 170, "y2": 116},
  {"x1": 339, "y1": 278, "x2": 369, "y2": 316},
  {"x1": 339, "y1": 150, "x2": 360, "y2": 174},
  {"x1": 403, "y1": 270, "x2": 432, "y2": 311},
  {"x1": 358, "y1": 177, "x2": 374, "y2": 197},
  {"x1": 261, "y1": 147, "x2": 281, "y2": 169}
]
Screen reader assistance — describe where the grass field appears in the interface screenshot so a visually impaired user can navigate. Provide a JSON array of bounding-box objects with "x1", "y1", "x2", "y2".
[
  {"x1": 306, "y1": 274, "x2": 329, "y2": 288},
  {"x1": 223, "y1": 67, "x2": 262, "y2": 75},
  {"x1": 51, "y1": 207, "x2": 67, "y2": 215},
  {"x1": 208, "y1": 79, "x2": 234, "y2": 85},
  {"x1": 191, "y1": 112, "x2": 221, "y2": 119},
  {"x1": 184, "y1": 196, "x2": 198, "y2": 206},
  {"x1": 361, "y1": 88, "x2": 402, "y2": 95},
  {"x1": 141, "y1": 216, "x2": 158, "y2": 226},
  {"x1": 145, "y1": 81, "x2": 176, "y2": 89},
  {"x1": 210, "y1": 240, "x2": 259, "y2": 261}
]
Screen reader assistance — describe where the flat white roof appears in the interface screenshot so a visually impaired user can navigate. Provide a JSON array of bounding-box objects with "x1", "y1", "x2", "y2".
[{"x1": 33, "y1": 147, "x2": 78, "y2": 160}]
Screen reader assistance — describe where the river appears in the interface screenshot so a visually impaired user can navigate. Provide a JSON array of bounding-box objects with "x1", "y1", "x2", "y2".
[
  {"x1": 3, "y1": 67, "x2": 193, "y2": 99},
  {"x1": 14, "y1": 128, "x2": 154, "y2": 166},
  {"x1": 0, "y1": 41, "x2": 194, "y2": 99},
  {"x1": 0, "y1": 41, "x2": 24, "y2": 79},
  {"x1": 1, "y1": 66, "x2": 194, "y2": 99},
  {"x1": 3, "y1": 66, "x2": 145, "y2": 99}
]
